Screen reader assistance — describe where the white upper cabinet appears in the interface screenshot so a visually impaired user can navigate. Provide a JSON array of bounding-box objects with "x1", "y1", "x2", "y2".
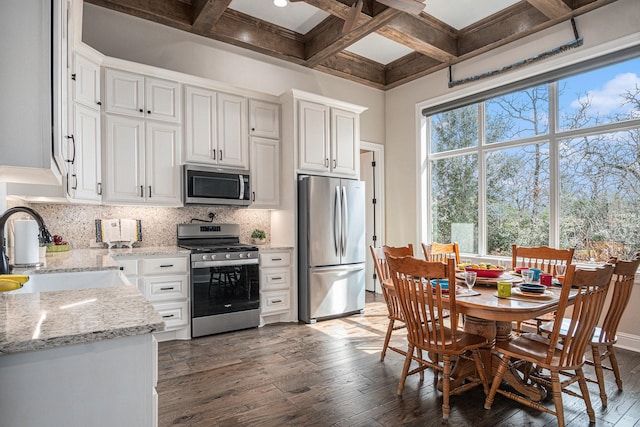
[
  {"x1": 250, "y1": 137, "x2": 279, "y2": 208},
  {"x1": 105, "y1": 69, "x2": 180, "y2": 123},
  {"x1": 217, "y1": 92, "x2": 248, "y2": 168},
  {"x1": 72, "y1": 53, "x2": 101, "y2": 110},
  {"x1": 298, "y1": 100, "x2": 330, "y2": 173},
  {"x1": 249, "y1": 99, "x2": 280, "y2": 139},
  {"x1": 184, "y1": 85, "x2": 248, "y2": 169},
  {"x1": 184, "y1": 85, "x2": 216, "y2": 164},
  {"x1": 103, "y1": 115, "x2": 181, "y2": 206},
  {"x1": 331, "y1": 108, "x2": 359, "y2": 176},
  {"x1": 68, "y1": 103, "x2": 101, "y2": 202},
  {"x1": 297, "y1": 97, "x2": 362, "y2": 178}
]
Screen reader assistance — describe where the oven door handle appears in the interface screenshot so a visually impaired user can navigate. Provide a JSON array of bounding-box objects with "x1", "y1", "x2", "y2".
[{"x1": 192, "y1": 258, "x2": 259, "y2": 268}]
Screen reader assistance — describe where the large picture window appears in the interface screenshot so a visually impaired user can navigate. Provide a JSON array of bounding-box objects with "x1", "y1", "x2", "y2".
[{"x1": 423, "y1": 56, "x2": 640, "y2": 262}]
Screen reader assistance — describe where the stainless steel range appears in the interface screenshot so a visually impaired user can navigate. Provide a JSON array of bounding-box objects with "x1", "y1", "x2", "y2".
[{"x1": 178, "y1": 224, "x2": 259, "y2": 337}]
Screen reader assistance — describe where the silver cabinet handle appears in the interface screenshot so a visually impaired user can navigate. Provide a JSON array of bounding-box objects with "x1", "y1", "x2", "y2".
[
  {"x1": 97, "y1": 182, "x2": 102, "y2": 195},
  {"x1": 65, "y1": 135, "x2": 76, "y2": 164},
  {"x1": 272, "y1": 276, "x2": 282, "y2": 280},
  {"x1": 325, "y1": 158, "x2": 329, "y2": 167},
  {"x1": 140, "y1": 185, "x2": 144, "y2": 197},
  {"x1": 271, "y1": 258, "x2": 282, "y2": 261},
  {"x1": 148, "y1": 185, "x2": 152, "y2": 198},
  {"x1": 219, "y1": 150, "x2": 223, "y2": 160},
  {"x1": 71, "y1": 174, "x2": 77, "y2": 190},
  {"x1": 212, "y1": 149, "x2": 216, "y2": 160},
  {"x1": 333, "y1": 159, "x2": 337, "y2": 168},
  {"x1": 272, "y1": 299, "x2": 282, "y2": 304}
]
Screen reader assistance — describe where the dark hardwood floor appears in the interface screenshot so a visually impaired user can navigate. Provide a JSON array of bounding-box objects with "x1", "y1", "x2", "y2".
[{"x1": 158, "y1": 292, "x2": 640, "y2": 426}]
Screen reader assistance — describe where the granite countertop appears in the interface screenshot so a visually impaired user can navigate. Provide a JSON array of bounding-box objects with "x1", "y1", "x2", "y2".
[
  {"x1": 14, "y1": 246, "x2": 190, "y2": 275},
  {"x1": 0, "y1": 285, "x2": 164, "y2": 354}
]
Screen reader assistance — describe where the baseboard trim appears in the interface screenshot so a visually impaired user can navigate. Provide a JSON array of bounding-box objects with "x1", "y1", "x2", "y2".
[{"x1": 615, "y1": 332, "x2": 640, "y2": 353}]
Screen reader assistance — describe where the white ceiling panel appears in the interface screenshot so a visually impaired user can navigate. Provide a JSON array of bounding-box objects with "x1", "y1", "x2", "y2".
[
  {"x1": 345, "y1": 33, "x2": 414, "y2": 65},
  {"x1": 423, "y1": 0, "x2": 521, "y2": 30},
  {"x1": 228, "y1": 0, "x2": 329, "y2": 34}
]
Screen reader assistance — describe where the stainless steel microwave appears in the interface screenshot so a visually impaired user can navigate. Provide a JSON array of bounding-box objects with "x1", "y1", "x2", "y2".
[{"x1": 183, "y1": 165, "x2": 251, "y2": 206}]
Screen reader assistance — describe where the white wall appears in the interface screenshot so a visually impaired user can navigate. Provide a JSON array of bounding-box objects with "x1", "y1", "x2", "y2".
[{"x1": 81, "y1": 4, "x2": 385, "y2": 146}]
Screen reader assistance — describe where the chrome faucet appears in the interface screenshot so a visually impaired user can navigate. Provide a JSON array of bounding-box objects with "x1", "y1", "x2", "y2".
[{"x1": 0, "y1": 207, "x2": 53, "y2": 274}]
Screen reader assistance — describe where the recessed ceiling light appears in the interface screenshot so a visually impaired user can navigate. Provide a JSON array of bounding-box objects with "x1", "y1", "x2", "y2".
[{"x1": 273, "y1": 0, "x2": 287, "y2": 7}]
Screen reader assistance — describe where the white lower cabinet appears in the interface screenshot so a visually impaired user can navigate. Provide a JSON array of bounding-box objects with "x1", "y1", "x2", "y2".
[
  {"x1": 259, "y1": 249, "x2": 294, "y2": 324},
  {"x1": 116, "y1": 253, "x2": 190, "y2": 341}
]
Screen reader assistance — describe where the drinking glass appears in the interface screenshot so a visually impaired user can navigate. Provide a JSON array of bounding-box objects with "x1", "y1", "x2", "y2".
[
  {"x1": 522, "y1": 269, "x2": 535, "y2": 284},
  {"x1": 465, "y1": 271, "x2": 477, "y2": 292}
]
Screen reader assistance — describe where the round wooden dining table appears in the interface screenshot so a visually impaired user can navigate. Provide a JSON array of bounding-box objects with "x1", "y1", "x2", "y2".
[{"x1": 447, "y1": 284, "x2": 578, "y2": 401}]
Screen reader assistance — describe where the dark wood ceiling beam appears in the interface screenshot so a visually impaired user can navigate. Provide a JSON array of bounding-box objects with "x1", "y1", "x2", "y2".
[
  {"x1": 526, "y1": 0, "x2": 572, "y2": 19},
  {"x1": 305, "y1": 8, "x2": 403, "y2": 67},
  {"x1": 383, "y1": 51, "x2": 443, "y2": 89},
  {"x1": 85, "y1": 0, "x2": 193, "y2": 30},
  {"x1": 191, "y1": 0, "x2": 233, "y2": 31},
  {"x1": 316, "y1": 50, "x2": 386, "y2": 89},
  {"x1": 377, "y1": 14, "x2": 457, "y2": 62},
  {"x1": 201, "y1": 9, "x2": 307, "y2": 63}
]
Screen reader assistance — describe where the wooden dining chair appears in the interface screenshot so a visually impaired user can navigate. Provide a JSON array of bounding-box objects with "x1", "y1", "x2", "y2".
[
  {"x1": 512, "y1": 244, "x2": 575, "y2": 333},
  {"x1": 421, "y1": 242, "x2": 461, "y2": 265},
  {"x1": 540, "y1": 253, "x2": 640, "y2": 406},
  {"x1": 386, "y1": 256, "x2": 488, "y2": 421},
  {"x1": 484, "y1": 263, "x2": 615, "y2": 426},
  {"x1": 369, "y1": 244, "x2": 414, "y2": 361}
]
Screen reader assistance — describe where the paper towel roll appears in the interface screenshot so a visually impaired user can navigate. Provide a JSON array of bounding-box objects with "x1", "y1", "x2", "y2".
[{"x1": 13, "y1": 219, "x2": 40, "y2": 266}]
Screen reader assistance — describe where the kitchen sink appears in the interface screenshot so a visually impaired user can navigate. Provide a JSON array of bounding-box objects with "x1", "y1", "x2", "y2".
[{"x1": 12, "y1": 269, "x2": 130, "y2": 294}]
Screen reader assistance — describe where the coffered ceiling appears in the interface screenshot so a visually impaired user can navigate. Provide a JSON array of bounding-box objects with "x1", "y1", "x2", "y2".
[{"x1": 84, "y1": 0, "x2": 618, "y2": 90}]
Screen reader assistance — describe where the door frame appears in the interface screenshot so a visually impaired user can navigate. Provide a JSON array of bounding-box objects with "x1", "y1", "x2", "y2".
[{"x1": 360, "y1": 141, "x2": 385, "y2": 294}]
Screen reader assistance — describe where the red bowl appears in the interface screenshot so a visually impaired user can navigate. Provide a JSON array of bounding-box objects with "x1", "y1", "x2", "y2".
[{"x1": 464, "y1": 266, "x2": 505, "y2": 278}]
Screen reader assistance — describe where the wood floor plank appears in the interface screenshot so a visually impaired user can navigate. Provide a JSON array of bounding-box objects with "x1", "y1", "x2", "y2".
[{"x1": 158, "y1": 292, "x2": 640, "y2": 426}]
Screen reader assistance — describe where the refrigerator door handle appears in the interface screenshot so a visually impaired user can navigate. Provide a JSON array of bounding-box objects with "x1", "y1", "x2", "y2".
[
  {"x1": 334, "y1": 185, "x2": 341, "y2": 256},
  {"x1": 310, "y1": 264, "x2": 365, "y2": 274},
  {"x1": 341, "y1": 185, "x2": 348, "y2": 256}
]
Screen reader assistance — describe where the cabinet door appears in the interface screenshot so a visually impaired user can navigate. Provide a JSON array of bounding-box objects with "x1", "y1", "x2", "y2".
[
  {"x1": 298, "y1": 100, "x2": 330, "y2": 173},
  {"x1": 145, "y1": 121, "x2": 181, "y2": 205},
  {"x1": 72, "y1": 54, "x2": 101, "y2": 110},
  {"x1": 331, "y1": 107, "x2": 359, "y2": 176},
  {"x1": 104, "y1": 115, "x2": 145, "y2": 203},
  {"x1": 250, "y1": 137, "x2": 279, "y2": 208},
  {"x1": 145, "y1": 77, "x2": 181, "y2": 123},
  {"x1": 69, "y1": 103, "x2": 101, "y2": 202},
  {"x1": 184, "y1": 85, "x2": 216, "y2": 164},
  {"x1": 217, "y1": 92, "x2": 248, "y2": 168},
  {"x1": 105, "y1": 69, "x2": 144, "y2": 117},
  {"x1": 249, "y1": 99, "x2": 280, "y2": 139}
]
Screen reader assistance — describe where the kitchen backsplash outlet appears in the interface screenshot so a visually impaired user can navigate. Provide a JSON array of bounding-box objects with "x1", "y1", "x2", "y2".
[{"x1": 19, "y1": 203, "x2": 271, "y2": 249}]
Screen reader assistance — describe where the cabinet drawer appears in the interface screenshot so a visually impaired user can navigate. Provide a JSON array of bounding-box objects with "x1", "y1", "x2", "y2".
[
  {"x1": 260, "y1": 252, "x2": 291, "y2": 268},
  {"x1": 142, "y1": 257, "x2": 188, "y2": 275},
  {"x1": 154, "y1": 301, "x2": 189, "y2": 330},
  {"x1": 261, "y1": 290, "x2": 291, "y2": 315},
  {"x1": 144, "y1": 275, "x2": 188, "y2": 302},
  {"x1": 117, "y1": 259, "x2": 139, "y2": 276},
  {"x1": 261, "y1": 268, "x2": 290, "y2": 291}
]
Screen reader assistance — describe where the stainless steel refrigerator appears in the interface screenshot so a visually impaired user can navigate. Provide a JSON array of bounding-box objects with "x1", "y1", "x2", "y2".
[{"x1": 298, "y1": 175, "x2": 366, "y2": 323}]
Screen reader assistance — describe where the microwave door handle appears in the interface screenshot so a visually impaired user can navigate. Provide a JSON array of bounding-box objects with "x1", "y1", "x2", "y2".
[{"x1": 239, "y1": 175, "x2": 245, "y2": 200}]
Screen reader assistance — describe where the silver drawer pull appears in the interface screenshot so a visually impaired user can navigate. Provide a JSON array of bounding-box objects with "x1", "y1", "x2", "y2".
[
  {"x1": 160, "y1": 287, "x2": 175, "y2": 291},
  {"x1": 272, "y1": 299, "x2": 282, "y2": 304},
  {"x1": 160, "y1": 264, "x2": 174, "y2": 268},
  {"x1": 271, "y1": 258, "x2": 282, "y2": 261},
  {"x1": 162, "y1": 314, "x2": 175, "y2": 319}
]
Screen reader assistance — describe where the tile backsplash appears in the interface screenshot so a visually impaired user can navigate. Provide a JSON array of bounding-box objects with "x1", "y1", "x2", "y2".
[{"x1": 19, "y1": 203, "x2": 271, "y2": 249}]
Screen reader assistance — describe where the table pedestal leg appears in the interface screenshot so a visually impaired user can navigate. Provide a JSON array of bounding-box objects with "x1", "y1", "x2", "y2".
[{"x1": 444, "y1": 316, "x2": 546, "y2": 401}]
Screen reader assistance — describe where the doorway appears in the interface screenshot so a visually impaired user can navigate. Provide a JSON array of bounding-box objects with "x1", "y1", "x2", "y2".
[{"x1": 360, "y1": 142, "x2": 385, "y2": 294}]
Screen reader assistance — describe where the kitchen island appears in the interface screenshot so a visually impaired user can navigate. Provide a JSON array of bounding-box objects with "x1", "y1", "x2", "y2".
[{"x1": 0, "y1": 248, "x2": 174, "y2": 427}]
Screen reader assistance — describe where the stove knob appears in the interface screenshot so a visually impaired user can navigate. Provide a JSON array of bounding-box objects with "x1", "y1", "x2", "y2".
[
  {"x1": 239, "y1": 253, "x2": 245, "y2": 258},
  {"x1": 247, "y1": 253, "x2": 252, "y2": 258},
  {"x1": 225, "y1": 254, "x2": 231, "y2": 259},
  {"x1": 202, "y1": 254, "x2": 209, "y2": 261},
  {"x1": 211, "y1": 254, "x2": 216, "y2": 260}
]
